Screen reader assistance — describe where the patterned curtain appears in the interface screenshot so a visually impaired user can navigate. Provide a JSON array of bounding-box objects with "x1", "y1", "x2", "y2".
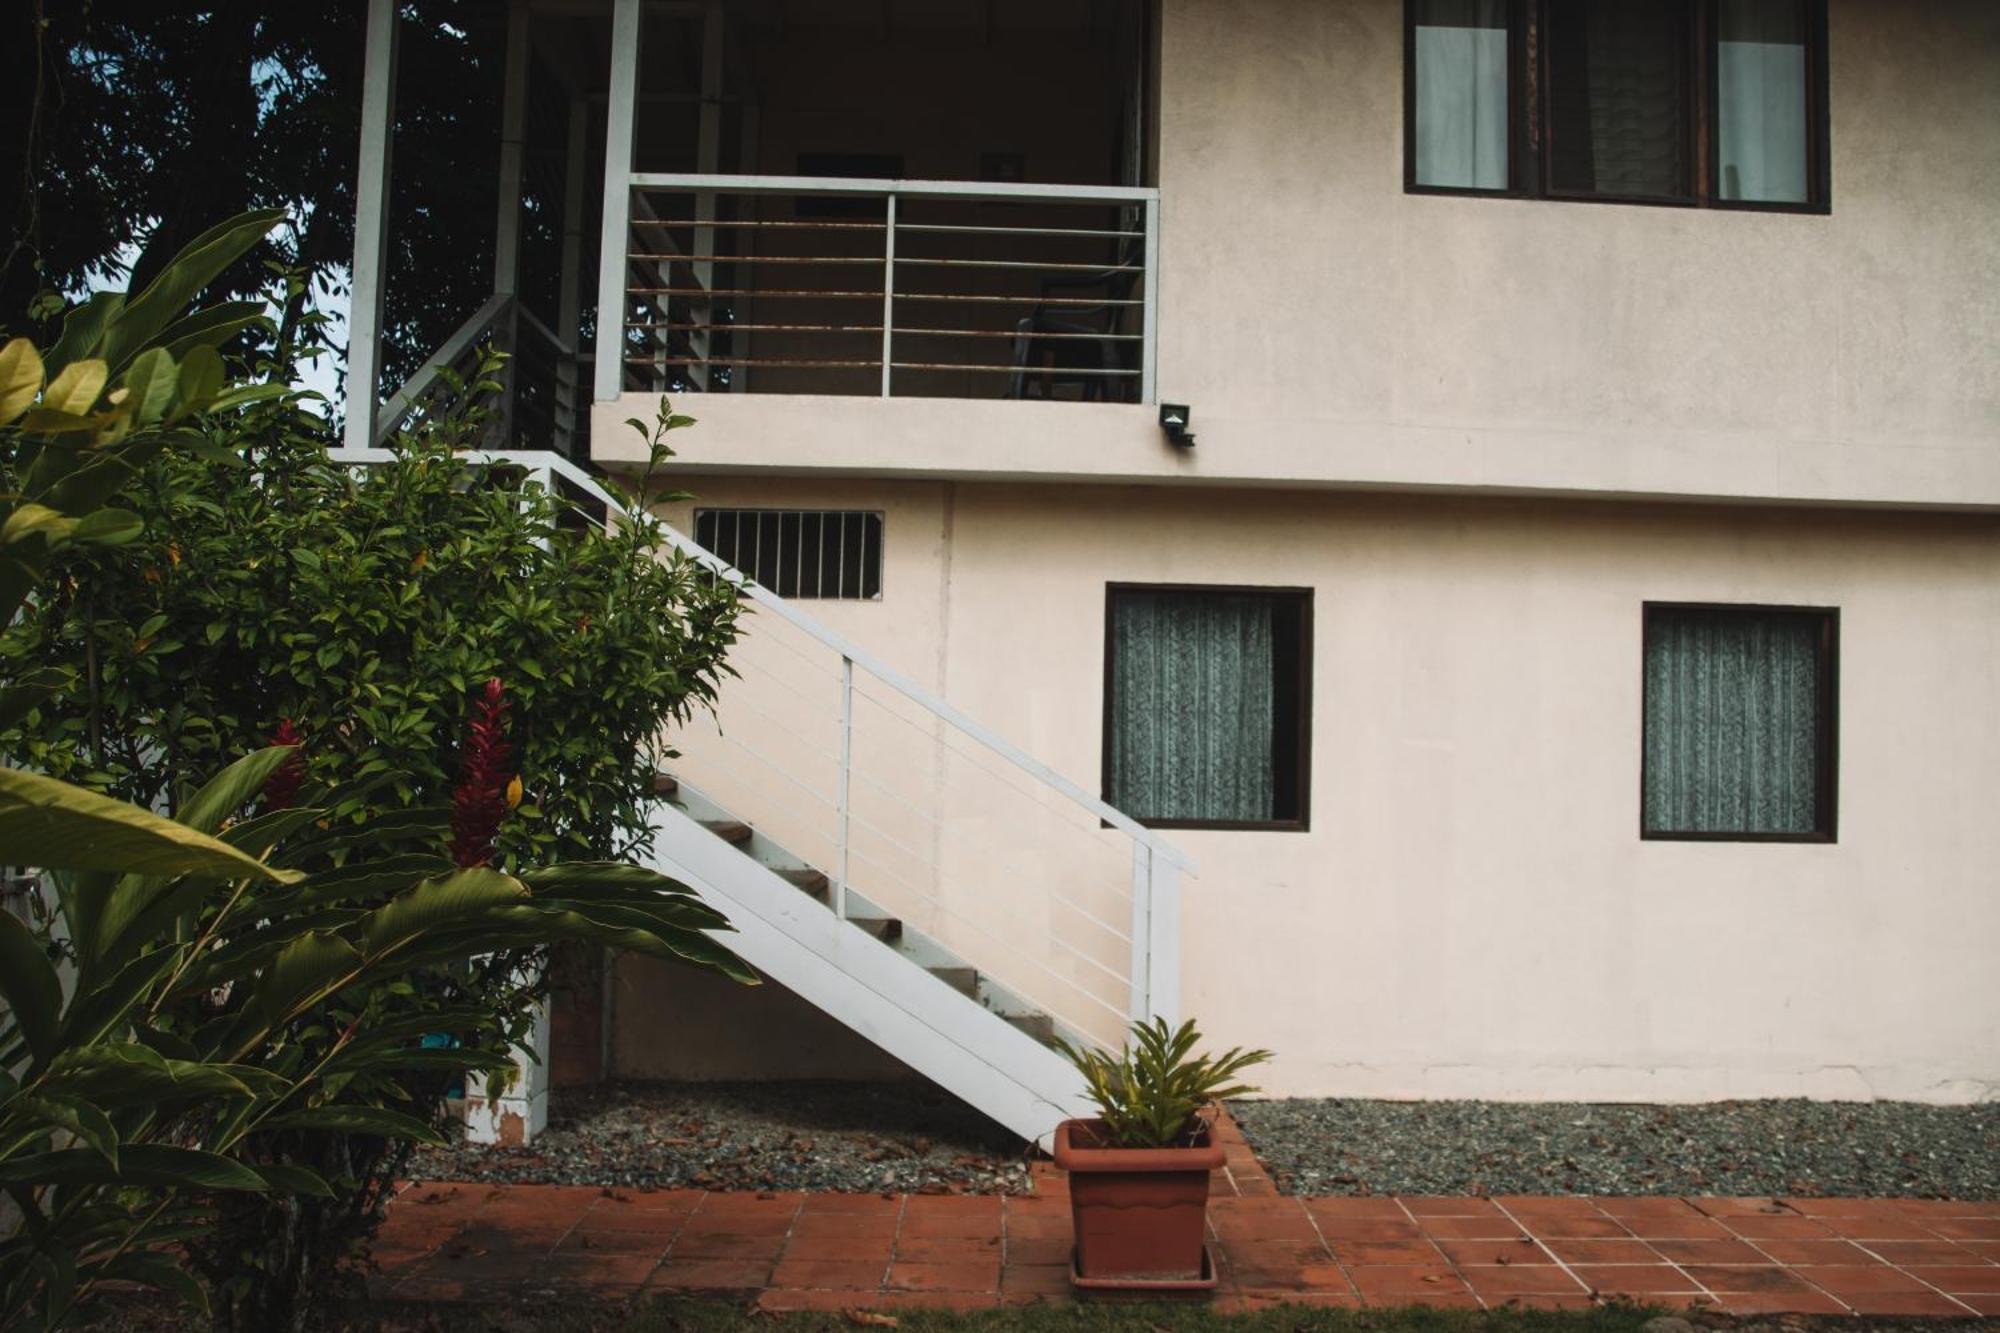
[
  {"x1": 1108, "y1": 592, "x2": 1276, "y2": 823},
  {"x1": 1643, "y1": 608, "x2": 1822, "y2": 834}
]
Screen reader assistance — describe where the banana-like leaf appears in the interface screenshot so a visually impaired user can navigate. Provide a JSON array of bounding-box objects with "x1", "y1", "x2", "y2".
[
  {"x1": 1, "y1": 503, "x2": 77, "y2": 547},
  {"x1": 71, "y1": 509, "x2": 143, "y2": 546},
  {"x1": 99, "y1": 209, "x2": 287, "y2": 374},
  {"x1": 247, "y1": 1163, "x2": 335, "y2": 1198},
  {"x1": 517, "y1": 862, "x2": 705, "y2": 895},
  {"x1": 282, "y1": 853, "x2": 454, "y2": 910},
  {"x1": 217, "y1": 805, "x2": 325, "y2": 858},
  {"x1": 0, "y1": 336, "x2": 41, "y2": 424},
  {"x1": 54, "y1": 945, "x2": 180, "y2": 1052},
  {"x1": 259, "y1": 1105, "x2": 444, "y2": 1146},
  {"x1": 359, "y1": 867, "x2": 528, "y2": 956},
  {"x1": 0, "y1": 910, "x2": 61, "y2": 1065},
  {"x1": 175, "y1": 745, "x2": 299, "y2": 837},
  {"x1": 0, "y1": 1144, "x2": 268, "y2": 1192},
  {"x1": 253, "y1": 930, "x2": 362, "y2": 1029},
  {"x1": 157, "y1": 302, "x2": 267, "y2": 376},
  {"x1": 174, "y1": 342, "x2": 226, "y2": 410},
  {"x1": 91, "y1": 1250, "x2": 211, "y2": 1316},
  {"x1": 37, "y1": 1043, "x2": 257, "y2": 1108},
  {"x1": 0, "y1": 767, "x2": 295, "y2": 883},
  {"x1": 6, "y1": 1094, "x2": 119, "y2": 1169},
  {"x1": 44, "y1": 293, "x2": 123, "y2": 377}
]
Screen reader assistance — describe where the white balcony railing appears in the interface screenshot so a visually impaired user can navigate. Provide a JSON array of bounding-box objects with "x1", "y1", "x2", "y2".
[{"x1": 595, "y1": 173, "x2": 1160, "y2": 407}]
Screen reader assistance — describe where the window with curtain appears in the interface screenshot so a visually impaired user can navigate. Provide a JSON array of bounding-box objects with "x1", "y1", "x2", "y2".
[
  {"x1": 1641, "y1": 604, "x2": 1837, "y2": 840},
  {"x1": 1104, "y1": 587, "x2": 1310, "y2": 829},
  {"x1": 1404, "y1": 0, "x2": 1826, "y2": 211},
  {"x1": 1412, "y1": 0, "x2": 1511, "y2": 191}
]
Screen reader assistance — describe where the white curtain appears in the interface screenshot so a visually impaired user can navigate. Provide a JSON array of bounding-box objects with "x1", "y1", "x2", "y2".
[
  {"x1": 1414, "y1": 0, "x2": 1509, "y2": 190},
  {"x1": 1107, "y1": 592, "x2": 1276, "y2": 823},
  {"x1": 1717, "y1": 0, "x2": 1809, "y2": 203}
]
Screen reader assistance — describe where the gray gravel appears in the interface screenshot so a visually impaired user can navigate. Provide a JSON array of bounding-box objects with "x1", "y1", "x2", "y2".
[
  {"x1": 411, "y1": 1081, "x2": 1033, "y2": 1194},
  {"x1": 1229, "y1": 1098, "x2": 2000, "y2": 1199}
]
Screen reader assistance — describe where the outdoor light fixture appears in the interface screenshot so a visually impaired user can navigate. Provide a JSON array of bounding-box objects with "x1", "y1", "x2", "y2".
[{"x1": 1159, "y1": 403, "x2": 1196, "y2": 448}]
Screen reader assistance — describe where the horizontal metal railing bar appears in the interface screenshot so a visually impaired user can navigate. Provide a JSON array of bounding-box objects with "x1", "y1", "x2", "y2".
[
  {"x1": 627, "y1": 355, "x2": 1140, "y2": 376},
  {"x1": 631, "y1": 322, "x2": 1141, "y2": 342},
  {"x1": 634, "y1": 218, "x2": 888, "y2": 231},
  {"x1": 898, "y1": 222, "x2": 1145, "y2": 240},
  {"x1": 632, "y1": 253, "x2": 1142, "y2": 275},
  {"x1": 634, "y1": 219, "x2": 1145, "y2": 241},
  {"x1": 630, "y1": 173, "x2": 1160, "y2": 205},
  {"x1": 895, "y1": 362, "x2": 1139, "y2": 375},
  {"x1": 626, "y1": 287, "x2": 1142, "y2": 307}
]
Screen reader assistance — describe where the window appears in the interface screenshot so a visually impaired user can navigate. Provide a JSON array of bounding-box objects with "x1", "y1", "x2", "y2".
[
  {"x1": 1641, "y1": 604, "x2": 1837, "y2": 841},
  {"x1": 1103, "y1": 586, "x2": 1311, "y2": 830},
  {"x1": 1406, "y1": 0, "x2": 1828, "y2": 210},
  {"x1": 694, "y1": 509, "x2": 883, "y2": 600}
]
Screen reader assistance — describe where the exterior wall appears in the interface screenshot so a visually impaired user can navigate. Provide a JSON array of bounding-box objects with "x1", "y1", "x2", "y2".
[
  {"x1": 650, "y1": 476, "x2": 2000, "y2": 1102},
  {"x1": 597, "y1": 0, "x2": 2000, "y2": 510}
]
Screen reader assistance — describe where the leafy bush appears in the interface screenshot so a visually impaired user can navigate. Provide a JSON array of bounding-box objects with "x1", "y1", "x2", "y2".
[{"x1": 1057, "y1": 1018, "x2": 1271, "y2": 1149}]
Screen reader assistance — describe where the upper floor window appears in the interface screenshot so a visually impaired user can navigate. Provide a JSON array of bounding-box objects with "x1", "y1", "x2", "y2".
[{"x1": 1406, "y1": 0, "x2": 1828, "y2": 211}]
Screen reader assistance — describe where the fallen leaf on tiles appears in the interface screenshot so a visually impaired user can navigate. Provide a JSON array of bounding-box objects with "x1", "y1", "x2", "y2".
[{"x1": 844, "y1": 1310, "x2": 898, "y2": 1327}]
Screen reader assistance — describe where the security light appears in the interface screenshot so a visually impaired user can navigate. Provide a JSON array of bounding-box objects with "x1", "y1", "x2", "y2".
[{"x1": 1159, "y1": 403, "x2": 1196, "y2": 448}]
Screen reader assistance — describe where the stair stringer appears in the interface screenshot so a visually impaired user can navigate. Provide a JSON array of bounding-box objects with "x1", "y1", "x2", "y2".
[{"x1": 643, "y1": 799, "x2": 1095, "y2": 1149}]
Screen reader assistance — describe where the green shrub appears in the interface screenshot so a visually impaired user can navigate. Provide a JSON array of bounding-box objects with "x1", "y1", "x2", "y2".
[{"x1": 1057, "y1": 1018, "x2": 1271, "y2": 1149}]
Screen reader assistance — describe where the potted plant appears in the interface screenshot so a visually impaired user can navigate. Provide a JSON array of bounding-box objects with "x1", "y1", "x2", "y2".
[{"x1": 1053, "y1": 1017, "x2": 1271, "y2": 1290}]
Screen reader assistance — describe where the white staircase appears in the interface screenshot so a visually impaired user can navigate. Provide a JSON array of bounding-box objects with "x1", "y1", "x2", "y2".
[{"x1": 329, "y1": 447, "x2": 1193, "y2": 1148}]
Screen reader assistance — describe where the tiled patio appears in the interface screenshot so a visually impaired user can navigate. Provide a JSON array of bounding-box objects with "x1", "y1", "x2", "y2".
[{"x1": 370, "y1": 1174, "x2": 2000, "y2": 1317}]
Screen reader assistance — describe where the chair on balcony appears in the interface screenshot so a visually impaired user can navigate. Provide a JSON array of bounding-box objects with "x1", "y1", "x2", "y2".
[{"x1": 1005, "y1": 241, "x2": 1142, "y2": 403}]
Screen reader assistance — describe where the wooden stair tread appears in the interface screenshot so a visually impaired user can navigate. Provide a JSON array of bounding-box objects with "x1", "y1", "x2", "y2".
[
  {"x1": 700, "y1": 819, "x2": 752, "y2": 844},
  {"x1": 928, "y1": 966, "x2": 978, "y2": 997},
  {"x1": 775, "y1": 867, "x2": 830, "y2": 897},
  {"x1": 1005, "y1": 1013, "x2": 1056, "y2": 1043},
  {"x1": 653, "y1": 772, "x2": 679, "y2": 796}
]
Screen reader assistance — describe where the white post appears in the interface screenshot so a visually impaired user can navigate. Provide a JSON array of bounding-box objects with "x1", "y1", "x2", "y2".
[
  {"x1": 1140, "y1": 193, "x2": 1160, "y2": 406},
  {"x1": 879, "y1": 193, "x2": 897, "y2": 397},
  {"x1": 1129, "y1": 841, "x2": 1152, "y2": 1027},
  {"x1": 555, "y1": 98, "x2": 588, "y2": 454},
  {"x1": 835, "y1": 655, "x2": 853, "y2": 919},
  {"x1": 344, "y1": 0, "x2": 399, "y2": 451},
  {"x1": 690, "y1": 0, "x2": 724, "y2": 391},
  {"x1": 493, "y1": 0, "x2": 530, "y2": 297},
  {"x1": 593, "y1": 0, "x2": 643, "y2": 403},
  {"x1": 1147, "y1": 854, "x2": 1181, "y2": 1026}
]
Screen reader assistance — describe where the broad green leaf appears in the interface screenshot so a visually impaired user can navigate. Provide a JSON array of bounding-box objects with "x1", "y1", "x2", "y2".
[
  {"x1": 255, "y1": 929, "x2": 362, "y2": 1027},
  {"x1": 40, "y1": 358, "x2": 108, "y2": 416},
  {"x1": 0, "y1": 909, "x2": 61, "y2": 1064},
  {"x1": 0, "y1": 336, "x2": 41, "y2": 424},
  {"x1": 100, "y1": 208, "x2": 287, "y2": 373},
  {"x1": 72, "y1": 508, "x2": 143, "y2": 546},
  {"x1": 119, "y1": 347, "x2": 178, "y2": 424},
  {"x1": 175, "y1": 342, "x2": 226, "y2": 409},
  {"x1": 519, "y1": 862, "x2": 703, "y2": 895},
  {"x1": 1, "y1": 502, "x2": 78, "y2": 546},
  {"x1": 248, "y1": 1163, "x2": 336, "y2": 1198},
  {"x1": 202, "y1": 382, "x2": 295, "y2": 413},
  {"x1": 175, "y1": 745, "x2": 299, "y2": 836},
  {"x1": 157, "y1": 301, "x2": 266, "y2": 373},
  {"x1": 10, "y1": 1093, "x2": 120, "y2": 1168},
  {"x1": 93, "y1": 1251, "x2": 210, "y2": 1315},
  {"x1": 46, "y1": 291, "x2": 124, "y2": 374},
  {"x1": 259, "y1": 1105, "x2": 445, "y2": 1145},
  {"x1": 360, "y1": 866, "x2": 528, "y2": 956},
  {"x1": 0, "y1": 666, "x2": 74, "y2": 731},
  {"x1": 0, "y1": 766, "x2": 294, "y2": 882},
  {"x1": 0, "y1": 1144, "x2": 268, "y2": 1192}
]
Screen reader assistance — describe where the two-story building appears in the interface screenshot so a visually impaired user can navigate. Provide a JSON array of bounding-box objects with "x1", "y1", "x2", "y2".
[{"x1": 343, "y1": 0, "x2": 2000, "y2": 1142}]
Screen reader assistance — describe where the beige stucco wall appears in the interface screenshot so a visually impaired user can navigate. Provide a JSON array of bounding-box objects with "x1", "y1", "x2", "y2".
[
  {"x1": 598, "y1": 0, "x2": 2000, "y2": 509},
  {"x1": 639, "y1": 476, "x2": 2000, "y2": 1102}
]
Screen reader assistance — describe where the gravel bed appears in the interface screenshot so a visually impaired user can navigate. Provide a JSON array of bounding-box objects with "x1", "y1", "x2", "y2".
[
  {"x1": 411, "y1": 1081, "x2": 1034, "y2": 1194},
  {"x1": 1229, "y1": 1099, "x2": 2000, "y2": 1199}
]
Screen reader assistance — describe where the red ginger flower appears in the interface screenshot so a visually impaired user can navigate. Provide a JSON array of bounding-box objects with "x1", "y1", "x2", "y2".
[
  {"x1": 448, "y1": 678, "x2": 516, "y2": 868},
  {"x1": 262, "y1": 719, "x2": 307, "y2": 811}
]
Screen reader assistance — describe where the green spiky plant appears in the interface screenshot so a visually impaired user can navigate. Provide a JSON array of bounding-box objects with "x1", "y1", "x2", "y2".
[{"x1": 1056, "y1": 1017, "x2": 1272, "y2": 1150}]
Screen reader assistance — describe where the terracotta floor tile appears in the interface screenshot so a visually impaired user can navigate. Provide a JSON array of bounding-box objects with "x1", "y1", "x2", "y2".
[
  {"x1": 1003, "y1": 1195, "x2": 1070, "y2": 1222},
  {"x1": 1509, "y1": 1213, "x2": 1631, "y2": 1238},
  {"x1": 574, "y1": 1205, "x2": 692, "y2": 1235},
  {"x1": 1004, "y1": 1236, "x2": 1073, "y2": 1267},
  {"x1": 1540, "y1": 1237, "x2": 1660, "y2": 1265},
  {"x1": 1688, "y1": 1197, "x2": 1797, "y2": 1218},
  {"x1": 521, "y1": 1251, "x2": 663, "y2": 1290},
  {"x1": 677, "y1": 1211, "x2": 796, "y2": 1237},
  {"x1": 596, "y1": 1187, "x2": 704, "y2": 1213},
  {"x1": 1323, "y1": 1239, "x2": 1440, "y2": 1266},
  {"x1": 1418, "y1": 1215, "x2": 1531, "y2": 1240},
  {"x1": 1312, "y1": 1218, "x2": 1422, "y2": 1243},
  {"x1": 1896, "y1": 1199, "x2": 1993, "y2": 1218},
  {"x1": 1839, "y1": 1291, "x2": 1976, "y2": 1316},
  {"x1": 782, "y1": 1234, "x2": 897, "y2": 1264},
  {"x1": 791, "y1": 1212, "x2": 899, "y2": 1241},
  {"x1": 1965, "y1": 1241, "x2": 2000, "y2": 1261},
  {"x1": 1722, "y1": 1214, "x2": 1834, "y2": 1240},
  {"x1": 1783, "y1": 1196, "x2": 1888, "y2": 1217},
  {"x1": 755, "y1": 1288, "x2": 873, "y2": 1312},
  {"x1": 1751, "y1": 1238, "x2": 1874, "y2": 1265},
  {"x1": 1712, "y1": 1291, "x2": 1851, "y2": 1316},
  {"x1": 1569, "y1": 1264, "x2": 1706, "y2": 1296},
  {"x1": 668, "y1": 1231, "x2": 788, "y2": 1260},
  {"x1": 999, "y1": 1264, "x2": 1072, "y2": 1296},
  {"x1": 1864, "y1": 1240, "x2": 1980, "y2": 1266},
  {"x1": 1796, "y1": 1264, "x2": 1935, "y2": 1294},
  {"x1": 895, "y1": 1235, "x2": 1003, "y2": 1263},
  {"x1": 1433, "y1": 1237, "x2": 1557, "y2": 1266},
  {"x1": 1459, "y1": 1265, "x2": 1589, "y2": 1298},
  {"x1": 648, "y1": 1257, "x2": 775, "y2": 1291},
  {"x1": 1956, "y1": 1294, "x2": 2000, "y2": 1315},
  {"x1": 770, "y1": 1257, "x2": 889, "y2": 1291},
  {"x1": 1225, "y1": 1291, "x2": 1363, "y2": 1309},
  {"x1": 1490, "y1": 1293, "x2": 1601, "y2": 1311},
  {"x1": 1002, "y1": 1216, "x2": 1074, "y2": 1242},
  {"x1": 1347, "y1": 1264, "x2": 1474, "y2": 1299},
  {"x1": 1617, "y1": 1215, "x2": 1733, "y2": 1240},
  {"x1": 1304, "y1": 1196, "x2": 1409, "y2": 1222},
  {"x1": 1679, "y1": 1264, "x2": 1821, "y2": 1295},
  {"x1": 800, "y1": 1192, "x2": 903, "y2": 1216},
  {"x1": 1595, "y1": 1196, "x2": 1707, "y2": 1219},
  {"x1": 1649, "y1": 1238, "x2": 1770, "y2": 1265},
  {"x1": 1824, "y1": 1215, "x2": 1946, "y2": 1241},
  {"x1": 557, "y1": 1227, "x2": 676, "y2": 1256},
  {"x1": 1399, "y1": 1195, "x2": 1504, "y2": 1217},
  {"x1": 1930, "y1": 1218, "x2": 2000, "y2": 1241},
  {"x1": 1371, "y1": 1290, "x2": 1483, "y2": 1310},
  {"x1": 1220, "y1": 1240, "x2": 1332, "y2": 1276},
  {"x1": 868, "y1": 1290, "x2": 1002, "y2": 1311},
  {"x1": 1910, "y1": 1265, "x2": 2000, "y2": 1293},
  {"x1": 885, "y1": 1259, "x2": 1001, "y2": 1292}
]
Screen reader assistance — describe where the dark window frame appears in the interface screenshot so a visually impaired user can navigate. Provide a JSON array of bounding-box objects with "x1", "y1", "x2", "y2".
[
  {"x1": 1403, "y1": 0, "x2": 1831, "y2": 214},
  {"x1": 1100, "y1": 583, "x2": 1314, "y2": 834},
  {"x1": 1639, "y1": 601, "x2": 1839, "y2": 844}
]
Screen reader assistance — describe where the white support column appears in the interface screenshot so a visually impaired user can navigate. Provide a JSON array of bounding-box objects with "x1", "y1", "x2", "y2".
[
  {"x1": 879, "y1": 193, "x2": 897, "y2": 396},
  {"x1": 493, "y1": 0, "x2": 530, "y2": 297},
  {"x1": 689, "y1": 0, "x2": 725, "y2": 391},
  {"x1": 344, "y1": 0, "x2": 399, "y2": 452},
  {"x1": 462, "y1": 999, "x2": 551, "y2": 1146},
  {"x1": 1140, "y1": 193, "x2": 1160, "y2": 406},
  {"x1": 593, "y1": 0, "x2": 643, "y2": 403}
]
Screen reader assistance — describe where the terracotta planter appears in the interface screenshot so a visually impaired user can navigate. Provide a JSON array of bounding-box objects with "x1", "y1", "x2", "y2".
[{"x1": 1053, "y1": 1117, "x2": 1223, "y2": 1287}]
